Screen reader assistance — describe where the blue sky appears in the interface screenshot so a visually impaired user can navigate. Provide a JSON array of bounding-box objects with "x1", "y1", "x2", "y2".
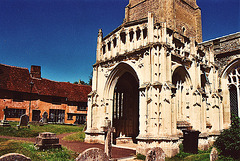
[{"x1": 0, "y1": 0, "x2": 239, "y2": 83}]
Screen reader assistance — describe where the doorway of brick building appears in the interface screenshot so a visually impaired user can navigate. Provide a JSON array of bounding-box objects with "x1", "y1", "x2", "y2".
[{"x1": 32, "y1": 110, "x2": 41, "y2": 121}]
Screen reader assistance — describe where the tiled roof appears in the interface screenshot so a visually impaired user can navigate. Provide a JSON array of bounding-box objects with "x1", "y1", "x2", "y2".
[{"x1": 0, "y1": 64, "x2": 91, "y2": 102}]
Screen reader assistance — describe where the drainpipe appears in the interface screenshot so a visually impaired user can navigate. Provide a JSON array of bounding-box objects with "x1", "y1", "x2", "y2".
[{"x1": 29, "y1": 81, "x2": 34, "y2": 121}]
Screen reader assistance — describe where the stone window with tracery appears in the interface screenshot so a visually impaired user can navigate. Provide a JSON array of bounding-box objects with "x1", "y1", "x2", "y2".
[{"x1": 227, "y1": 66, "x2": 240, "y2": 117}]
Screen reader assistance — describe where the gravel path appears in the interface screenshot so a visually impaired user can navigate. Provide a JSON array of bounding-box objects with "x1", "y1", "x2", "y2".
[{"x1": 0, "y1": 133, "x2": 136, "y2": 160}]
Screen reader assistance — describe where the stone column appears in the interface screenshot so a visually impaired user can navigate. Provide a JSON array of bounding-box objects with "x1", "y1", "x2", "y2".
[
  {"x1": 97, "y1": 29, "x2": 103, "y2": 62},
  {"x1": 201, "y1": 97, "x2": 207, "y2": 133},
  {"x1": 160, "y1": 47, "x2": 166, "y2": 83},
  {"x1": 126, "y1": 31, "x2": 130, "y2": 52},
  {"x1": 148, "y1": 13, "x2": 154, "y2": 43},
  {"x1": 140, "y1": 27, "x2": 144, "y2": 47},
  {"x1": 161, "y1": 22, "x2": 167, "y2": 43},
  {"x1": 161, "y1": 85, "x2": 172, "y2": 136},
  {"x1": 138, "y1": 89, "x2": 147, "y2": 137},
  {"x1": 222, "y1": 81, "x2": 231, "y2": 128},
  {"x1": 171, "y1": 91, "x2": 177, "y2": 136}
]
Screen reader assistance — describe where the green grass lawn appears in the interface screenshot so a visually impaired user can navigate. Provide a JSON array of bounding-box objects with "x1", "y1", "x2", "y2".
[
  {"x1": 136, "y1": 145, "x2": 212, "y2": 161},
  {"x1": 136, "y1": 145, "x2": 239, "y2": 161},
  {"x1": 0, "y1": 122, "x2": 85, "y2": 138},
  {"x1": 136, "y1": 152, "x2": 211, "y2": 161},
  {"x1": 62, "y1": 131, "x2": 85, "y2": 142},
  {"x1": 0, "y1": 139, "x2": 78, "y2": 161}
]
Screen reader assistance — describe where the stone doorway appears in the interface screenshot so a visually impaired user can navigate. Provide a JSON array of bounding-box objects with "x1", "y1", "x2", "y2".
[{"x1": 112, "y1": 72, "x2": 139, "y2": 144}]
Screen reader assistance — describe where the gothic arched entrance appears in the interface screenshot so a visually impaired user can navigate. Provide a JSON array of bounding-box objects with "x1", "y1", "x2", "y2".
[{"x1": 112, "y1": 72, "x2": 139, "y2": 143}]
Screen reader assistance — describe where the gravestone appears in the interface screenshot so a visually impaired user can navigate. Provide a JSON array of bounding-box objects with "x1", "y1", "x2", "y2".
[
  {"x1": 0, "y1": 107, "x2": 10, "y2": 127},
  {"x1": 0, "y1": 153, "x2": 31, "y2": 161},
  {"x1": 102, "y1": 120, "x2": 115, "y2": 159},
  {"x1": 210, "y1": 147, "x2": 218, "y2": 161},
  {"x1": 75, "y1": 148, "x2": 109, "y2": 161},
  {"x1": 17, "y1": 114, "x2": 30, "y2": 129},
  {"x1": 35, "y1": 132, "x2": 61, "y2": 150},
  {"x1": 41, "y1": 111, "x2": 48, "y2": 123},
  {"x1": 145, "y1": 147, "x2": 166, "y2": 161}
]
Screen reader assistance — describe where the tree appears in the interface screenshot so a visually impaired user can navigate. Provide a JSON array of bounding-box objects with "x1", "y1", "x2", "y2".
[
  {"x1": 71, "y1": 72, "x2": 93, "y2": 86},
  {"x1": 88, "y1": 72, "x2": 93, "y2": 86},
  {"x1": 78, "y1": 79, "x2": 88, "y2": 85},
  {"x1": 214, "y1": 115, "x2": 240, "y2": 160}
]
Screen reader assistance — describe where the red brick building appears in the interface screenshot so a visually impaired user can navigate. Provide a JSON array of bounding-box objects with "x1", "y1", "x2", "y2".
[{"x1": 0, "y1": 64, "x2": 91, "y2": 124}]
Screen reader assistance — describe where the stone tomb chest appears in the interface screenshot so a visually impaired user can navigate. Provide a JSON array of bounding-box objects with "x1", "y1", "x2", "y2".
[{"x1": 35, "y1": 132, "x2": 61, "y2": 150}]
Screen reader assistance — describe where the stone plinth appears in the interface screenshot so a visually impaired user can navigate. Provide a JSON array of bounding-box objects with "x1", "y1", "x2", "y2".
[
  {"x1": 116, "y1": 137, "x2": 133, "y2": 144},
  {"x1": 136, "y1": 137, "x2": 179, "y2": 158},
  {"x1": 35, "y1": 132, "x2": 61, "y2": 150}
]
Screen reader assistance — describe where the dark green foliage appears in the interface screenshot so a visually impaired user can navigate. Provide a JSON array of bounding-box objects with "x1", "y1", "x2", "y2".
[
  {"x1": 0, "y1": 138, "x2": 9, "y2": 143},
  {"x1": 214, "y1": 115, "x2": 240, "y2": 160},
  {"x1": 175, "y1": 144, "x2": 191, "y2": 159},
  {"x1": 136, "y1": 153, "x2": 146, "y2": 160},
  {"x1": 166, "y1": 144, "x2": 210, "y2": 161}
]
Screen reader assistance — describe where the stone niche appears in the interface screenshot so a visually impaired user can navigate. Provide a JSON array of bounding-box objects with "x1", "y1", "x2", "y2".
[{"x1": 35, "y1": 132, "x2": 61, "y2": 150}]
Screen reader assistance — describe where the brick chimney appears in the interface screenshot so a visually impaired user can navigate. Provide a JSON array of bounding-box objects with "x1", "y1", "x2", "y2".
[{"x1": 30, "y1": 65, "x2": 41, "y2": 79}]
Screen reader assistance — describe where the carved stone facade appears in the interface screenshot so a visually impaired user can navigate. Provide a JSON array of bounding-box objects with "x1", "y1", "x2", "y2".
[
  {"x1": 200, "y1": 32, "x2": 240, "y2": 129},
  {"x1": 85, "y1": 0, "x2": 239, "y2": 157}
]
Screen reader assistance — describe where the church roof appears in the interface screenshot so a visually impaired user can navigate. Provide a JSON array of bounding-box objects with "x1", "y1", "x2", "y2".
[{"x1": 0, "y1": 64, "x2": 91, "y2": 102}]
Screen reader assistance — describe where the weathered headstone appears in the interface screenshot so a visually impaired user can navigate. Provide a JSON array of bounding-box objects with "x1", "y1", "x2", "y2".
[
  {"x1": 210, "y1": 147, "x2": 218, "y2": 161},
  {"x1": 75, "y1": 148, "x2": 109, "y2": 161},
  {"x1": 35, "y1": 132, "x2": 61, "y2": 150},
  {"x1": 102, "y1": 120, "x2": 115, "y2": 159},
  {"x1": 0, "y1": 107, "x2": 10, "y2": 127},
  {"x1": 17, "y1": 114, "x2": 30, "y2": 129},
  {"x1": 145, "y1": 147, "x2": 166, "y2": 161},
  {"x1": 0, "y1": 153, "x2": 31, "y2": 161},
  {"x1": 41, "y1": 111, "x2": 48, "y2": 123}
]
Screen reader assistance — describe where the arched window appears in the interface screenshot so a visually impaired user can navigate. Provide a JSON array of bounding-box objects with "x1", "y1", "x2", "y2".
[
  {"x1": 228, "y1": 66, "x2": 240, "y2": 117},
  {"x1": 229, "y1": 85, "x2": 238, "y2": 117}
]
